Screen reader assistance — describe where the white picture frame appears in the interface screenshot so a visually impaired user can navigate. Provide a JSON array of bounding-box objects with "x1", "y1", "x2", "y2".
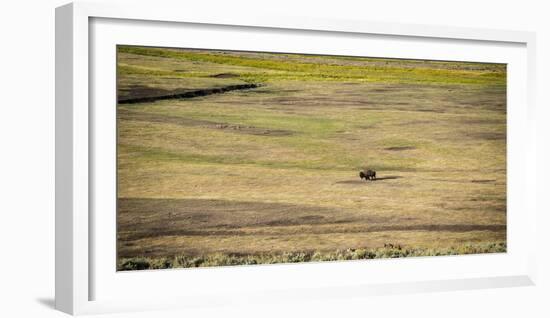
[{"x1": 56, "y1": 1, "x2": 537, "y2": 315}]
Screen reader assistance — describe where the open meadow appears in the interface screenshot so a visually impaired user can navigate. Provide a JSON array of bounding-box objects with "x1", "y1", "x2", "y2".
[{"x1": 116, "y1": 45, "x2": 506, "y2": 270}]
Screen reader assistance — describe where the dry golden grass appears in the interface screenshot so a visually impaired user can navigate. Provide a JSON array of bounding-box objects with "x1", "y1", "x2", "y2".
[{"x1": 116, "y1": 46, "x2": 506, "y2": 269}]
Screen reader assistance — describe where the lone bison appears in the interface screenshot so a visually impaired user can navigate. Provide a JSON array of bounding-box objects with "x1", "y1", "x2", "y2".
[{"x1": 359, "y1": 170, "x2": 376, "y2": 181}]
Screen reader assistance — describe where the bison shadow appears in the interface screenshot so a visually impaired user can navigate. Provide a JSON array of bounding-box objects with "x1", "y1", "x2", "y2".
[
  {"x1": 335, "y1": 175, "x2": 403, "y2": 185},
  {"x1": 374, "y1": 176, "x2": 403, "y2": 181}
]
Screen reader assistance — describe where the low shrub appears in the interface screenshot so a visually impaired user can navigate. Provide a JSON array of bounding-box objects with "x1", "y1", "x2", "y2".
[{"x1": 117, "y1": 241, "x2": 506, "y2": 271}]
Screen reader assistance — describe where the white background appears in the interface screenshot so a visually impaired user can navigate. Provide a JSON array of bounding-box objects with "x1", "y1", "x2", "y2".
[
  {"x1": 90, "y1": 17, "x2": 530, "y2": 304},
  {"x1": 0, "y1": 0, "x2": 548, "y2": 317}
]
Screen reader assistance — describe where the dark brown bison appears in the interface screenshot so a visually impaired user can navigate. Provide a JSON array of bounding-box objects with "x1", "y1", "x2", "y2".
[{"x1": 359, "y1": 170, "x2": 376, "y2": 181}]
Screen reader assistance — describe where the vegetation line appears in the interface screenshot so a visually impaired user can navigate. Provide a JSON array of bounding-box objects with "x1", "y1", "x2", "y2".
[
  {"x1": 118, "y1": 83, "x2": 260, "y2": 104},
  {"x1": 118, "y1": 242, "x2": 506, "y2": 270}
]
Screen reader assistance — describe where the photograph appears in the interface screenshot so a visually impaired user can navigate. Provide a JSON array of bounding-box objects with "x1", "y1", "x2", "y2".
[{"x1": 116, "y1": 45, "x2": 507, "y2": 271}]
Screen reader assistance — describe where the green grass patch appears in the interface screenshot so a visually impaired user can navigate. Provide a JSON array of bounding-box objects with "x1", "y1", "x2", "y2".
[{"x1": 118, "y1": 46, "x2": 506, "y2": 85}]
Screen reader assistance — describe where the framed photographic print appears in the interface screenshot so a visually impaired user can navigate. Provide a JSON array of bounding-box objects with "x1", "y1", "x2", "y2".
[{"x1": 56, "y1": 1, "x2": 537, "y2": 315}]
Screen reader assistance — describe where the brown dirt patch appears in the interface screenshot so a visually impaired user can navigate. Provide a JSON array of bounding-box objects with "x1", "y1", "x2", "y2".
[
  {"x1": 117, "y1": 198, "x2": 357, "y2": 241},
  {"x1": 464, "y1": 131, "x2": 506, "y2": 141},
  {"x1": 210, "y1": 73, "x2": 239, "y2": 78},
  {"x1": 471, "y1": 179, "x2": 497, "y2": 183},
  {"x1": 385, "y1": 146, "x2": 416, "y2": 151}
]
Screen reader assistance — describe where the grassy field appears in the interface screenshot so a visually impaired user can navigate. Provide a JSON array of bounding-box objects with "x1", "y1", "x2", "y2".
[{"x1": 116, "y1": 45, "x2": 507, "y2": 270}]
